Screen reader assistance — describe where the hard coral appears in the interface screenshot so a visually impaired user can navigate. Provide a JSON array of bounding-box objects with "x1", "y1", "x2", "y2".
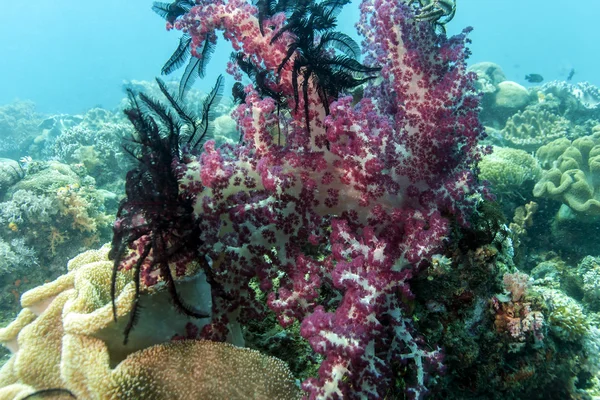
[
  {"x1": 501, "y1": 109, "x2": 571, "y2": 152},
  {"x1": 536, "y1": 287, "x2": 588, "y2": 342}
]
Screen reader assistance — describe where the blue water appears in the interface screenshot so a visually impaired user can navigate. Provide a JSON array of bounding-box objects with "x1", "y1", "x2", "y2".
[{"x1": 0, "y1": 0, "x2": 598, "y2": 114}]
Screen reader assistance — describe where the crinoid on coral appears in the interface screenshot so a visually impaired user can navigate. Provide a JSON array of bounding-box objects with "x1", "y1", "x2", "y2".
[
  {"x1": 152, "y1": 0, "x2": 215, "y2": 100},
  {"x1": 109, "y1": 76, "x2": 224, "y2": 344},
  {"x1": 266, "y1": 0, "x2": 380, "y2": 135}
]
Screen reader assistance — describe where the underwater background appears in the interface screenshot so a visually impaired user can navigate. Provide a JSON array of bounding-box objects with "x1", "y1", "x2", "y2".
[{"x1": 0, "y1": 0, "x2": 599, "y2": 399}]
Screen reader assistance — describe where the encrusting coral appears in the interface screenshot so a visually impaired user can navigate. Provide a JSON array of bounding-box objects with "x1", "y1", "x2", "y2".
[{"x1": 0, "y1": 245, "x2": 300, "y2": 399}]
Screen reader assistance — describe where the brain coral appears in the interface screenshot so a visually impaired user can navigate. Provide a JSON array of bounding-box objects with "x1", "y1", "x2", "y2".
[{"x1": 533, "y1": 134, "x2": 600, "y2": 217}]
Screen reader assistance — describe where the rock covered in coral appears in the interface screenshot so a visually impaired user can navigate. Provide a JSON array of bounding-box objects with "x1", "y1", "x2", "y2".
[
  {"x1": 0, "y1": 238, "x2": 37, "y2": 279},
  {"x1": 0, "y1": 189, "x2": 58, "y2": 226},
  {"x1": 50, "y1": 110, "x2": 132, "y2": 188},
  {"x1": 495, "y1": 81, "x2": 530, "y2": 110},
  {"x1": 212, "y1": 114, "x2": 239, "y2": 145},
  {"x1": 509, "y1": 201, "x2": 538, "y2": 247},
  {"x1": 539, "y1": 81, "x2": 600, "y2": 123},
  {"x1": 6, "y1": 161, "x2": 79, "y2": 197},
  {"x1": 0, "y1": 160, "x2": 116, "y2": 283},
  {"x1": 30, "y1": 114, "x2": 84, "y2": 159},
  {"x1": 535, "y1": 287, "x2": 589, "y2": 342},
  {"x1": 30, "y1": 107, "x2": 131, "y2": 191},
  {"x1": 572, "y1": 256, "x2": 600, "y2": 312},
  {"x1": 121, "y1": 79, "x2": 234, "y2": 117},
  {"x1": 469, "y1": 62, "x2": 533, "y2": 128},
  {"x1": 468, "y1": 61, "x2": 506, "y2": 100}
]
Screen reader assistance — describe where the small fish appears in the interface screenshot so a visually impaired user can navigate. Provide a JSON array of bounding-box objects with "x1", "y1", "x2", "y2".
[
  {"x1": 567, "y1": 68, "x2": 575, "y2": 81},
  {"x1": 525, "y1": 74, "x2": 544, "y2": 83}
]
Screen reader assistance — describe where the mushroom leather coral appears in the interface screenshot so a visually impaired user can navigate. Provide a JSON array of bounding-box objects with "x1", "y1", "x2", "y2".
[
  {"x1": 533, "y1": 134, "x2": 600, "y2": 215},
  {"x1": 0, "y1": 246, "x2": 300, "y2": 400}
]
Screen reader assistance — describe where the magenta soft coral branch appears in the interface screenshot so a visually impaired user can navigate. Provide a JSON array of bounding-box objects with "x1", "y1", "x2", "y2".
[{"x1": 161, "y1": 0, "x2": 488, "y2": 398}]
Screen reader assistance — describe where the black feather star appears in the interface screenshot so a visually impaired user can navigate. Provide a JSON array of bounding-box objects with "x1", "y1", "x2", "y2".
[
  {"x1": 109, "y1": 76, "x2": 224, "y2": 345},
  {"x1": 161, "y1": 34, "x2": 192, "y2": 75},
  {"x1": 177, "y1": 37, "x2": 216, "y2": 100},
  {"x1": 152, "y1": 0, "x2": 194, "y2": 24},
  {"x1": 153, "y1": 1, "x2": 216, "y2": 100},
  {"x1": 269, "y1": 0, "x2": 380, "y2": 134}
]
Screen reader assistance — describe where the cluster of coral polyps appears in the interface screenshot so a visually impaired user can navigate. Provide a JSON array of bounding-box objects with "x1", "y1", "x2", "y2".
[
  {"x1": 0, "y1": 246, "x2": 299, "y2": 399},
  {"x1": 139, "y1": 0, "x2": 487, "y2": 397}
]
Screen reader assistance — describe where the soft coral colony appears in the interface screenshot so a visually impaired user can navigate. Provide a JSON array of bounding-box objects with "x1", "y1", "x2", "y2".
[
  {"x1": 115, "y1": 0, "x2": 485, "y2": 397},
  {"x1": 9, "y1": 0, "x2": 487, "y2": 398}
]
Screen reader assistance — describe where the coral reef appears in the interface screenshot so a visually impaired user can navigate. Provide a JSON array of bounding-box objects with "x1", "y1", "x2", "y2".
[
  {"x1": 0, "y1": 1, "x2": 599, "y2": 398},
  {"x1": 540, "y1": 81, "x2": 600, "y2": 123},
  {"x1": 0, "y1": 101, "x2": 42, "y2": 159},
  {"x1": 0, "y1": 159, "x2": 24, "y2": 198},
  {"x1": 50, "y1": 111, "x2": 132, "y2": 189}
]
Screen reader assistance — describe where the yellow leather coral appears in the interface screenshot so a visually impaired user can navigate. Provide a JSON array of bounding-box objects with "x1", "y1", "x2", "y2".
[
  {"x1": 0, "y1": 245, "x2": 300, "y2": 399},
  {"x1": 533, "y1": 133, "x2": 600, "y2": 218}
]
